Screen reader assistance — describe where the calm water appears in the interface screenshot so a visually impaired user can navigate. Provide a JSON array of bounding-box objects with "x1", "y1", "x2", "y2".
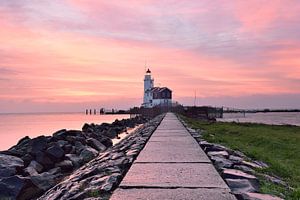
[
  {"x1": 0, "y1": 113, "x2": 130, "y2": 150},
  {"x1": 218, "y1": 112, "x2": 300, "y2": 126}
]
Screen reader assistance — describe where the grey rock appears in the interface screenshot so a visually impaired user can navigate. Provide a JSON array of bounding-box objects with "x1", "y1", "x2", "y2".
[
  {"x1": 29, "y1": 160, "x2": 43, "y2": 173},
  {"x1": 210, "y1": 155, "x2": 233, "y2": 169},
  {"x1": 0, "y1": 154, "x2": 24, "y2": 177},
  {"x1": 53, "y1": 129, "x2": 67, "y2": 140},
  {"x1": 254, "y1": 160, "x2": 269, "y2": 168},
  {"x1": 24, "y1": 166, "x2": 38, "y2": 176},
  {"x1": 55, "y1": 160, "x2": 73, "y2": 171},
  {"x1": 199, "y1": 141, "x2": 213, "y2": 148},
  {"x1": 0, "y1": 175, "x2": 31, "y2": 200},
  {"x1": 75, "y1": 141, "x2": 85, "y2": 154},
  {"x1": 87, "y1": 138, "x2": 106, "y2": 152},
  {"x1": 229, "y1": 155, "x2": 243, "y2": 164},
  {"x1": 57, "y1": 140, "x2": 68, "y2": 147},
  {"x1": 242, "y1": 161, "x2": 264, "y2": 169},
  {"x1": 65, "y1": 154, "x2": 83, "y2": 168},
  {"x1": 28, "y1": 136, "x2": 48, "y2": 154},
  {"x1": 80, "y1": 147, "x2": 98, "y2": 162},
  {"x1": 207, "y1": 150, "x2": 229, "y2": 158},
  {"x1": 46, "y1": 144, "x2": 65, "y2": 160},
  {"x1": 35, "y1": 151, "x2": 54, "y2": 169},
  {"x1": 233, "y1": 164, "x2": 254, "y2": 174},
  {"x1": 222, "y1": 169, "x2": 259, "y2": 190},
  {"x1": 225, "y1": 178, "x2": 259, "y2": 193},
  {"x1": 31, "y1": 168, "x2": 62, "y2": 191}
]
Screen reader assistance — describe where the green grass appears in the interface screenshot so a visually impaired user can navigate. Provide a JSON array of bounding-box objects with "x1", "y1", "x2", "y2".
[{"x1": 180, "y1": 115, "x2": 300, "y2": 200}]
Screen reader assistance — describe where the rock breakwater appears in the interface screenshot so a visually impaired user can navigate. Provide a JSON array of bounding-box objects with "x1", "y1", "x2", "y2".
[{"x1": 0, "y1": 116, "x2": 150, "y2": 200}]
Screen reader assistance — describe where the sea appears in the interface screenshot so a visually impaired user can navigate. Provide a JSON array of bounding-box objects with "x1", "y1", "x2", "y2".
[
  {"x1": 0, "y1": 113, "x2": 130, "y2": 151},
  {"x1": 218, "y1": 112, "x2": 300, "y2": 126}
]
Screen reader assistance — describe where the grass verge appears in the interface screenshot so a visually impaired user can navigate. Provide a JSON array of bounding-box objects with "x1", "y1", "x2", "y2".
[{"x1": 180, "y1": 115, "x2": 300, "y2": 200}]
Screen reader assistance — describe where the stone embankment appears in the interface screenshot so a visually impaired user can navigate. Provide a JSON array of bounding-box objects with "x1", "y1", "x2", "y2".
[
  {"x1": 0, "y1": 116, "x2": 154, "y2": 200},
  {"x1": 180, "y1": 118, "x2": 286, "y2": 200}
]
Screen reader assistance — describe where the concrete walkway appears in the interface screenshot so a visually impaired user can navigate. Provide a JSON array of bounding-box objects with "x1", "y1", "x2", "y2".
[{"x1": 110, "y1": 113, "x2": 236, "y2": 200}]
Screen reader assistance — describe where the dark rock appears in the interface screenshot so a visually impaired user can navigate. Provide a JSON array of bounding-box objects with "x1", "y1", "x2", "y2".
[
  {"x1": 233, "y1": 164, "x2": 255, "y2": 174},
  {"x1": 28, "y1": 160, "x2": 43, "y2": 173},
  {"x1": 57, "y1": 140, "x2": 68, "y2": 147},
  {"x1": 66, "y1": 130, "x2": 84, "y2": 137},
  {"x1": 199, "y1": 141, "x2": 213, "y2": 148},
  {"x1": 229, "y1": 155, "x2": 243, "y2": 164},
  {"x1": 17, "y1": 136, "x2": 31, "y2": 146},
  {"x1": 28, "y1": 136, "x2": 48, "y2": 155},
  {"x1": 263, "y1": 174, "x2": 288, "y2": 187},
  {"x1": 225, "y1": 178, "x2": 259, "y2": 193},
  {"x1": 222, "y1": 169, "x2": 259, "y2": 190},
  {"x1": 63, "y1": 144, "x2": 73, "y2": 154},
  {"x1": 65, "y1": 154, "x2": 84, "y2": 168},
  {"x1": 24, "y1": 166, "x2": 38, "y2": 176},
  {"x1": 253, "y1": 160, "x2": 269, "y2": 168},
  {"x1": 66, "y1": 136, "x2": 77, "y2": 144},
  {"x1": 36, "y1": 151, "x2": 53, "y2": 169},
  {"x1": 99, "y1": 136, "x2": 113, "y2": 147},
  {"x1": 0, "y1": 175, "x2": 32, "y2": 200},
  {"x1": 87, "y1": 138, "x2": 106, "y2": 152},
  {"x1": 55, "y1": 160, "x2": 73, "y2": 172},
  {"x1": 233, "y1": 150, "x2": 246, "y2": 158},
  {"x1": 82, "y1": 123, "x2": 93, "y2": 133},
  {"x1": 204, "y1": 144, "x2": 228, "y2": 153},
  {"x1": 46, "y1": 144, "x2": 65, "y2": 161},
  {"x1": 52, "y1": 129, "x2": 67, "y2": 140},
  {"x1": 103, "y1": 128, "x2": 118, "y2": 138},
  {"x1": 75, "y1": 141, "x2": 85, "y2": 154},
  {"x1": 0, "y1": 154, "x2": 24, "y2": 177},
  {"x1": 210, "y1": 155, "x2": 233, "y2": 169},
  {"x1": 236, "y1": 192, "x2": 284, "y2": 200},
  {"x1": 80, "y1": 147, "x2": 98, "y2": 162},
  {"x1": 21, "y1": 154, "x2": 34, "y2": 167},
  {"x1": 31, "y1": 169, "x2": 62, "y2": 191},
  {"x1": 75, "y1": 136, "x2": 87, "y2": 145}
]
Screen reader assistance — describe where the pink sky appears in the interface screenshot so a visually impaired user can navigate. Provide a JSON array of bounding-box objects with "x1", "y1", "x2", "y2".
[{"x1": 0, "y1": 0, "x2": 300, "y2": 113}]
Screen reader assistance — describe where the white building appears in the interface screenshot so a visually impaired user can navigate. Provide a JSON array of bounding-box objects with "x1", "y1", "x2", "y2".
[{"x1": 142, "y1": 69, "x2": 172, "y2": 108}]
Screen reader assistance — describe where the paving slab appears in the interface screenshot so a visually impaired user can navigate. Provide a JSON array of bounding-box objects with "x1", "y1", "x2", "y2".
[
  {"x1": 111, "y1": 188, "x2": 236, "y2": 200},
  {"x1": 110, "y1": 113, "x2": 236, "y2": 200},
  {"x1": 119, "y1": 163, "x2": 228, "y2": 188}
]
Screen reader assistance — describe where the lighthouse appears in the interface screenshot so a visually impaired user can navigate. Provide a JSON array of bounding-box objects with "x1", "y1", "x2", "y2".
[
  {"x1": 142, "y1": 68, "x2": 172, "y2": 108},
  {"x1": 143, "y1": 69, "x2": 154, "y2": 107}
]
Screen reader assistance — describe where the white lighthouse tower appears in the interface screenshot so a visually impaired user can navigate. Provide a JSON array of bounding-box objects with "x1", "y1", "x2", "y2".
[{"x1": 143, "y1": 68, "x2": 154, "y2": 107}]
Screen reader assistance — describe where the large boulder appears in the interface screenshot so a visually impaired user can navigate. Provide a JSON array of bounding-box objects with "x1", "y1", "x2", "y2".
[
  {"x1": 222, "y1": 169, "x2": 259, "y2": 190},
  {"x1": 0, "y1": 175, "x2": 32, "y2": 200},
  {"x1": 225, "y1": 178, "x2": 259, "y2": 193},
  {"x1": 87, "y1": 138, "x2": 107, "y2": 152},
  {"x1": 0, "y1": 154, "x2": 24, "y2": 177},
  {"x1": 80, "y1": 147, "x2": 98, "y2": 162},
  {"x1": 35, "y1": 151, "x2": 54, "y2": 169},
  {"x1": 55, "y1": 160, "x2": 73, "y2": 172},
  {"x1": 28, "y1": 160, "x2": 43, "y2": 173},
  {"x1": 210, "y1": 155, "x2": 233, "y2": 169},
  {"x1": 46, "y1": 144, "x2": 65, "y2": 161},
  {"x1": 28, "y1": 136, "x2": 48, "y2": 155},
  {"x1": 31, "y1": 167, "x2": 62, "y2": 191},
  {"x1": 65, "y1": 154, "x2": 83, "y2": 168}
]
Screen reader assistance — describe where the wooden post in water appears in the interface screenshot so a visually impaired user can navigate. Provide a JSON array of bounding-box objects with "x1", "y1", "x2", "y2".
[
  {"x1": 89, "y1": 109, "x2": 92, "y2": 115},
  {"x1": 85, "y1": 109, "x2": 88, "y2": 115}
]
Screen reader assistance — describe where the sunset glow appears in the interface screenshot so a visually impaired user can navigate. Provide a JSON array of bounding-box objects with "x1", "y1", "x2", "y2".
[{"x1": 1, "y1": 0, "x2": 300, "y2": 112}]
